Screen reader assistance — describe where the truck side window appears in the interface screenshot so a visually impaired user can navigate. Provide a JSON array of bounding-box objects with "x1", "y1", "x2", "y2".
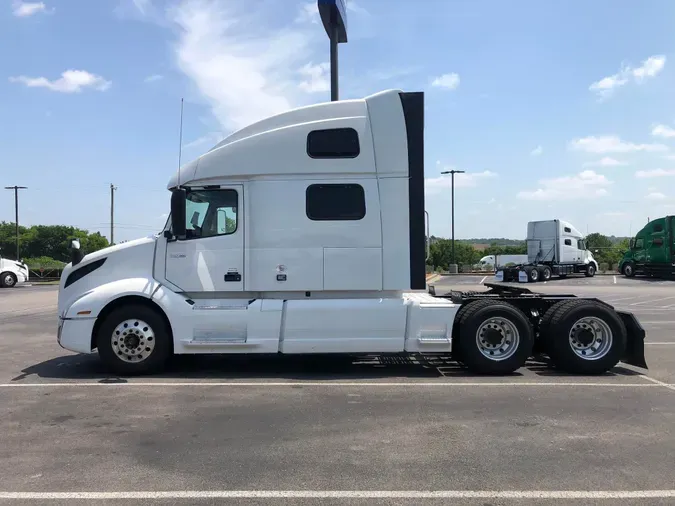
[
  {"x1": 306, "y1": 184, "x2": 366, "y2": 221},
  {"x1": 654, "y1": 224, "x2": 663, "y2": 232},
  {"x1": 635, "y1": 238, "x2": 644, "y2": 248},
  {"x1": 653, "y1": 237, "x2": 664, "y2": 246},
  {"x1": 185, "y1": 189, "x2": 238, "y2": 239},
  {"x1": 564, "y1": 227, "x2": 571, "y2": 233},
  {"x1": 564, "y1": 239, "x2": 572, "y2": 246},
  {"x1": 307, "y1": 128, "x2": 360, "y2": 158}
]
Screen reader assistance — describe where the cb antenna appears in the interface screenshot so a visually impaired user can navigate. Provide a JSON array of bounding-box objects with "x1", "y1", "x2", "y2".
[{"x1": 176, "y1": 97, "x2": 184, "y2": 187}]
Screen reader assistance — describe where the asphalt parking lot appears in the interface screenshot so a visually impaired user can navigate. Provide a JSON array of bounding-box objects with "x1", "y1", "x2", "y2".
[{"x1": 1, "y1": 279, "x2": 674, "y2": 505}]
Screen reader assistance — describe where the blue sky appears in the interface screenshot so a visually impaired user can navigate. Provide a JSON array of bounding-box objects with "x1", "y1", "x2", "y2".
[{"x1": 2, "y1": 0, "x2": 675, "y2": 243}]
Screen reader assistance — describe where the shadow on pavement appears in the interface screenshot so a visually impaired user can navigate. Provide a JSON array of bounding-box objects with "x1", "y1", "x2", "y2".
[{"x1": 13, "y1": 352, "x2": 640, "y2": 382}]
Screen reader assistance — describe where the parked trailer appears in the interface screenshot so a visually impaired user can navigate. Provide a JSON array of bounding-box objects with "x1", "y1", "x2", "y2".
[
  {"x1": 496, "y1": 219, "x2": 599, "y2": 283},
  {"x1": 56, "y1": 89, "x2": 647, "y2": 376}
]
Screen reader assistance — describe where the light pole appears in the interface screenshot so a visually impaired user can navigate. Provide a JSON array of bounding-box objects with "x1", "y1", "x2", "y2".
[
  {"x1": 4, "y1": 186, "x2": 27, "y2": 260},
  {"x1": 440, "y1": 170, "x2": 465, "y2": 267}
]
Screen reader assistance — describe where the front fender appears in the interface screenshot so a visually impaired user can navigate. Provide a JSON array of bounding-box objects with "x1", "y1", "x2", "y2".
[{"x1": 64, "y1": 278, "x2": 161, "y2": 318}]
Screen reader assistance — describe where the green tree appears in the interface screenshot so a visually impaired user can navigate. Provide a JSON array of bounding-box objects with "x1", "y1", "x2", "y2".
[
  {"x1": 428, "y1": 239, "x2": 480, "y2": 270},
  {"x1": 0, "y1": 222, "x2": 109, "y2": 262}
]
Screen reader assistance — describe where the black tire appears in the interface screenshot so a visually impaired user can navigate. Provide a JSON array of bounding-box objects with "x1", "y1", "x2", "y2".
[
  {"x1": 96, "y1": 304, "x2": 172, "y2": 375},
  {"x1": 456, "y1": 299, "x2": 534, "y2": 375},
  {"x1": 0, "y1": 272, "x2": 17, "y2": 288},
  {"x1": 539, "y1": 266, "x2": 552, "y2": 281},
  {"x1": 527, "y1": 266, "x2": 539, "y2": 282},
  {"x1": 539, "y1": 299, "x2": 626, "y2": 374},
  {"x1": 585, "y1": 263, "x2": 596, "y2": 277},
  {"x1": 623, "y1": 262, "x2": 635, "y2": 278}
]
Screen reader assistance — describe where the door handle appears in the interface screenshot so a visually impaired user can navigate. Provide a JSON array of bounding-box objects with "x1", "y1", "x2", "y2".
[{"x1": 224, "y1": 272, "x2": 241, "y2": 282}]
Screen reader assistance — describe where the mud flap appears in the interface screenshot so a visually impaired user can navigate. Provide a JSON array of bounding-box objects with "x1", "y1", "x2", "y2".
[{"x1": 617, "y1": 311, "x2": 648, "y2": 369}]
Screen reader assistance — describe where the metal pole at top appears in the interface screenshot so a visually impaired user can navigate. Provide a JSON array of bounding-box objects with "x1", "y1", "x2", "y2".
[{"x1": 330, "y1": 22, "x2": 339, "y2": 101}]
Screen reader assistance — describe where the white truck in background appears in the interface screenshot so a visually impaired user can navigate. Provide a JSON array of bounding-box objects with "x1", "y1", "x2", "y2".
[
  {"x1": 496, "y1": 219, "x2": 599, "y2": 283},
  {"x1": 478, "y1": 254, "x2": 528, "y2": 270},
  {"x1": 56, "y1": 90, "x2": 646, "y2": 376},
  {"x1": 0, "y1": 254, "x2": 29, "y2": 288}
]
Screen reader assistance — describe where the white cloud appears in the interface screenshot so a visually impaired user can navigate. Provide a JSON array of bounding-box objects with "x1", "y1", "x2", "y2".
[
  {"x1": 12, "y1": 1, "x2": 49, "y2": 17},
  {"x1": 635, "y1": 168, "x2": 675, "y2": 178},
  {"x1": 517, "y1": 170, "x2": 612, "y2": 201},
  {"x1": 646, "y1": 192, "x2": 666, "y2": 200},
  {"x1": 295, "y1": 2, "x2": 319, "y2": 24},
  {"x1": 589, "y1": 55, "x2": 666, "y2": 100},
  {"x1": 652, "y1": 124, "x2": 675, "y2": 138},
  {"x1": 183, "y1": 131, "x2": 224, "y2": 150},
  {"x1": 132, "y1": 0, "x2": 152, "y2": 14},
  {"x1": 298, "y1": 62, "x2": 329, "y2": 93},
  {"x1": 144, "y1": 74, "x2": 163, "y2": 83},
  {"x1": 663, "y1": 154, "x2": 675, "y2": 160},
  {"x1": 425, "y1": 170, "x2": 497, "y2": 195},
  {"x1": 169, "y1": 0, "x2": 318, "y2": 132},
  {"x1": 568, "y1": 135, "x2": 668, "y2": 154},
  {"x1": 582, "y1": 157, "x2": 628, "y2": 167},
  {"x1": 530, "y1": 145, "x2": 543, "y2": 157},
  {"x1": 9, "y1": 70, "x2": 111, "y2": 93},
  {"x1": 347, "y1": 0, "x2": 369, "y2": 15},
  {"x1": 431, "y1": 73, "x2": 460, "y2": 90}
]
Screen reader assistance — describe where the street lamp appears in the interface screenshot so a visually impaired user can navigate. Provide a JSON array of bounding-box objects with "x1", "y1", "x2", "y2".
[
  {"x1": 440, "y1": 170, "x2": 465, "y2": 268},
  {"x1": 318, "y1": 0, "x2": 348, "y2": 101},
  {"x1": 4, "y1": 186, "x2": 27, "y2": 260}
]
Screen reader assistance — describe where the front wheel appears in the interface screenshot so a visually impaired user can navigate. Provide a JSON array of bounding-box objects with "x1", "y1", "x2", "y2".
[
  {"x1": 455, "y1": 299, "x2": 534, "y2": 374},
  {"x1": 623, "y1": 262, "x2": 635, "y2": 278},
  {"x1": 539, "y1": 299, "x2": 626, "y2": 374},
  {"x1": 585, "y1": 263, "x2": 596, "y2": 277},
  {"x1": 96, "y1": 304, "x2": 172, "y2": 375},
  {"x1": 0, "y1": 272, "x2": 17, "y2": 288}
]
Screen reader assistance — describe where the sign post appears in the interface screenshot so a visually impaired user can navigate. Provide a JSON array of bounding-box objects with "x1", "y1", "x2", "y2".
[{"x1": 318, "y1": 0, "x2": 348, "y2": 101}]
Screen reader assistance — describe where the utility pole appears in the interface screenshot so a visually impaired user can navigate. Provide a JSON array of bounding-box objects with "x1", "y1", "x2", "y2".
[
  {"x1": 440, "y1": 170, "x2": 465, "y2": 268},
  {"x1": 110, "y1": 183, "x2": 117, "y2": 245},
  {"x1": 4, "y1": 186, "x2": 27, "y2": 260}
]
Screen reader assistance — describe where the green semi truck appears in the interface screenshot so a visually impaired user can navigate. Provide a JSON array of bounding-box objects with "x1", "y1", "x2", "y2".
[{"x1": 619, "y1": 215, "x2": 675, "y2": 278}]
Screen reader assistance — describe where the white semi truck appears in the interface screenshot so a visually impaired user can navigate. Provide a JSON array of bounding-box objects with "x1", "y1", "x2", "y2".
[
  {"x1": 495, "y1": 220, "x2": 599, "y2": 282},
  {"x1": 0, "y1": 254, "x2": 29, "y2": 288},
  {"x1": 56, "y1": 90, "x2": 647, "y2": 376}
]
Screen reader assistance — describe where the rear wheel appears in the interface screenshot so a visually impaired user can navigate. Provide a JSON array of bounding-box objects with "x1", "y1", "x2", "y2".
[
  {"x1": 0, "y1": 272, "x2": 17, "y2": 288},
  {"x1": 527, "y1": 266, "x2": 539, "y2": 282},
  {"x1": 539, "y1": 299, "x2": 626, "y2": 374},
  {"x1": 456, "y1": 300, "x2": 534, "y2": 374},
  {"x1": 96, "y1": 304, "x2": 172, "y2": 375},
  {"x1": 539, "y1": 266, "x2": 552, "y2": 281}
]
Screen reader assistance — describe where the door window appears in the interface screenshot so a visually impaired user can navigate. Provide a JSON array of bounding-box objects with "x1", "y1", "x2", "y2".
[{"x1": 185, "y1": 189, "x2": 238, "y2": 239}]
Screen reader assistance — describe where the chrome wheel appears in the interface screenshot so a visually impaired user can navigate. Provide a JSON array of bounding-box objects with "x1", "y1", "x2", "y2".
[
  {"x1": 3, "y1": 274, "x2": 16, "y2": 287},
  {"x1": 475, "y1": 318, "x2": 521, "y2": 361},
  {"x1": 568, "y1": 317, "x2": 613, "y2": 360},
  {"x1": 111, "y1": 319, "x2": 155, "y2": 363}
]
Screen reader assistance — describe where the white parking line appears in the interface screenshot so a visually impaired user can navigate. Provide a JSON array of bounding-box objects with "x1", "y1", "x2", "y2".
[
  {"x1": 640, "y1": 375, "x2": 675, "y2": 392},
  {"x1": 0, "y1": 381, "x2": 663, "y2": 388},
  {"x1": 630, "y1": 296, "x2": 675, "y2": 306},
  {"x1": 613, "y1": 275, "x2": 617, "y2": 284},
  {"x1": 480, "y1": 276, "x2": 487, "y2": 284},
  {"x1": 1, "y1": 490, "x2": 675, "y2": 500}
]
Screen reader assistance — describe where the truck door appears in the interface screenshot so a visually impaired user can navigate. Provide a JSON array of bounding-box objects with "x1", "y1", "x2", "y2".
[{"x1": 165, "y1": 185, "x2": 244, "y2": 292}]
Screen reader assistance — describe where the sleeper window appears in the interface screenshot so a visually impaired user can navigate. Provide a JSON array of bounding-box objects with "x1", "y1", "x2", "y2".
[
  {"x1": 306, "y1": 184, "x2": 366, "y2": 221},
  {"x1": 307, "y1": 128, "x2": 360, "y2": 158}
]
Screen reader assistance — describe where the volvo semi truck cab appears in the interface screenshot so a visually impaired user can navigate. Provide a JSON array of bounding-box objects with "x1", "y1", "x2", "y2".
[
  {"x1": 0, "y1": 254, "x2": 29, "y2": 288},
  {"x1": 57, "y1": 90, "x2": 647, "y2": 376},
  {"x1": 619, "y1": 215, "x2": 675, "y2": 278},
  {"x1": 496, "y1": 220, "x2": 599, "y2": 282}
]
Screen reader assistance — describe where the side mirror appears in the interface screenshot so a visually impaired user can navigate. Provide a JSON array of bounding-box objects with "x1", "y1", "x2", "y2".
[
  {"x1": 170, "y1": 188, "x2": 187, "y2": 238},
  {"x1": 70, "y1": 238, "x2": 84, "y2": 266}
]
